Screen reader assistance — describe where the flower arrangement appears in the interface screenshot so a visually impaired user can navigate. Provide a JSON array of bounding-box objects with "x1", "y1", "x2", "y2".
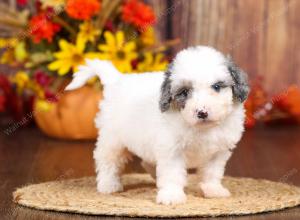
[
  {"x1": 0, "y1": 0, "x2": 170, "y2": 113},
  {"x1": 245, "y1": 79, "x2": 300, "y2": 128},
  {"x1": 0, "y1": 0, "x2": 299, "y2": 132}
]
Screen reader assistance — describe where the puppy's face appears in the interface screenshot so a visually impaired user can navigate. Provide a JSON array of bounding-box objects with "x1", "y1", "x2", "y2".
[{"x1": 160, "y1": 46, "x2": 249, "y2": 127}]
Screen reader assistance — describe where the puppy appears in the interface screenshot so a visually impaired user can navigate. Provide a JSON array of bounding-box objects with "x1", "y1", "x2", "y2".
[{"x1": 66, "y1": 46, "x2": 249, "y2": 205}]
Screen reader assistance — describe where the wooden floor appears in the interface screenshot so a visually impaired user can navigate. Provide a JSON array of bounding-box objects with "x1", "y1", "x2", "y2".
[{"x1": 0, "y1": 126, "x2": 300, "y2": 220}]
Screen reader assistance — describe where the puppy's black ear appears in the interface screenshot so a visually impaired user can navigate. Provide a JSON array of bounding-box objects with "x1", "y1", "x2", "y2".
[
  {"x1": 226, "y1": 56, "x2": 250, "y2": 103},
  {"x1": 159, "y1": 65, "x2": 173, "y2": 112}
]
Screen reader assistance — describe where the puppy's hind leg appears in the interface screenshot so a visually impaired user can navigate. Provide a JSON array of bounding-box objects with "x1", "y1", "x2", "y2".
[{"x1": 93, "y1": 135, "x2": 127, "y2": 194}]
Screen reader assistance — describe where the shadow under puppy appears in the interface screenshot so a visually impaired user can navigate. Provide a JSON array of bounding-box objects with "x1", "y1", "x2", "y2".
[{"x1": 66, "y1": 46, "x2": 250, "y2": 205}]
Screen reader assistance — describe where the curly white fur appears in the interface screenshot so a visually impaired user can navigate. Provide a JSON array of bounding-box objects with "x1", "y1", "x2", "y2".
[{"x1": 66, "y1": 46, "x2": 249, "y2": 205}]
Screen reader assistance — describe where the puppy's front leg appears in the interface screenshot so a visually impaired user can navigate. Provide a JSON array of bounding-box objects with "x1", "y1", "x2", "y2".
[
  {"x1": 198, "y1": 149, "x2": 232, "y2": 198},
  {"x1": 156, "y1": 153, "x2": 187, "y2": 205}
]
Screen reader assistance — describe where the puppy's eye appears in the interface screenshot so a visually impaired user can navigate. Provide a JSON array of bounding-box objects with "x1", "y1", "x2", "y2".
[
  {"x1": 212, "y1": 82, "x2": 226, "y2": 92},
  {"x1": 212, "y1": 84, "x2": 221, "y2": 92},
  {"x1": 176, "y1": 88, "x2": 189, "y2": 97}
]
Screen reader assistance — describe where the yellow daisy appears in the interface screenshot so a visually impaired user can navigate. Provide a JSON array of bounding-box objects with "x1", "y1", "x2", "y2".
[
  {"x1": 40, "y1": 0, "x2": 65, "y2": 11},
  {"x1": 0, "y1": 49, "x2": 15, "y2": 65},
  {"x1": 78, "y1": 21, "x2": 101, "y2": 44},
  {"x1": 14, "y1": 41, "x2": 28, "y2": 62},
  {"x1": 0, "y1": 38, "x2": 18, "y2": 48},
  {"x1": 137, "y1": 52, "x2": 168, "y2": 72},
  {"x1": 48, "y1": 38, "x2": 101, "y2": 75},
  {"x1": 0, "y1": 38, "x2": 27, "y2": 65},
  {"x1": 98, "y1": 31, "x2": 138, "y2": 73},
  {"x1": 12, "y1": 71, "x2": 29, "y2": 93},
  {"x1": 140, "y1": 27, "x2": 155, "y2": 47}
]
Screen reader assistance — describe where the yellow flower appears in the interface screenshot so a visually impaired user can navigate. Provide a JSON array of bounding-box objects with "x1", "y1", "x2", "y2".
[
  {"x1": 0, "y1": 38, "x2": 27, "y2": 65},
  {"x1": 0, "y1": 49, "x2": 15, "y2": 65},
  {"x1": 141, "y1": 27, "x2": 155, "y2": 47},
  {"x1": 35, "y1": 99, "x2": 54, "y2": 112},
  {"x1": 98, "y1": 31, "x2": 138, "y2": 72},
  {"x1": 15, "y1": 41, "x2": 28, "y2": 62},
  {"x1": 48, "y1": 38, "x2": 101, "y2": 75},
  {"x1": 40, "y1": 0, "x2": 65, "y2": 11},
  {"x1": 13, "y1": 71, "x2": 45, "y2": 97},
  {"x1": 78, "y1": 21, "x2": 101, "y2": 44},
  {"x1": 0, "y1": 38, "x2": 18, "y2": 48},
  {"x1": 13, "y1": 71, "x2": 29, "y2": 93},
  {"x1": 137, "y1": 52, "x2": 168, "y2": 72}
]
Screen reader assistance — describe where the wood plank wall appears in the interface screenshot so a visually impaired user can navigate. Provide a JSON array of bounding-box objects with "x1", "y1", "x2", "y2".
[{"x1": 147, "y1": 0, "x2": 300, "y2": 94}]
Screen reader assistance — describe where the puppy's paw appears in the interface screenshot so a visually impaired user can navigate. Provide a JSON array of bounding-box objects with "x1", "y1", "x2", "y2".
[
  {"x1": 156, "y1": 187, "x2": 186, "y2": 205},
  {"x1": 97, "y1": 179, "x2": 123, "y2": 194},
  {"x1": 199, "y1": 182, "x2": 231, "y2": 198}
]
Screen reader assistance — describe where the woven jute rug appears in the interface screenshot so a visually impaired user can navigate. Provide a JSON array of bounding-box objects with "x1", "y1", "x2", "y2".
[{"x1": 13, "y1": 174, "x2": 300, "y2": 218}]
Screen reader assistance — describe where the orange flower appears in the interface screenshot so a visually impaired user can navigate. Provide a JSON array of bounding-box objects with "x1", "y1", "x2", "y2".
[
  {"x1": 244, "y1": 79, "x2": 268, "y2": 128},
  {"x1": 273, "y1": 85, "x2": 300, "y2": 120},
  {"x1": 122, "y1": 0, "x2": 155, "y2": 30},
  {"x1": 29, "y1": 13, "x2": 61, "y2": 43},
  {"x1": 66, "y1": 0, "x2": 101, "y2": 20}
]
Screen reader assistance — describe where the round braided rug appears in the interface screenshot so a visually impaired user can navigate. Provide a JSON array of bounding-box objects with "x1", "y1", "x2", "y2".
[{"x1": 13, "y1": 174, "x2": 300, "y2": 218}]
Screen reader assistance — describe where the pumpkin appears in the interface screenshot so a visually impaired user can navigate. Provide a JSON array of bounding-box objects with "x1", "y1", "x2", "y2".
[{"x1": 34, "y1": 86, "x2": 101, "y2": 140}]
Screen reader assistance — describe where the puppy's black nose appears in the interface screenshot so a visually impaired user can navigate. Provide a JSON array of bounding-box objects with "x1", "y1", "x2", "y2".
[{"x1": 197, "y1": 110, "x2": 208, "y2": 119}]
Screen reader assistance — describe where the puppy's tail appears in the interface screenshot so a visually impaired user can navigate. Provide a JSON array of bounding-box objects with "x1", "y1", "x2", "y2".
[{"x1": 65, "y1": 59, "x2": 122, "y2": 91}]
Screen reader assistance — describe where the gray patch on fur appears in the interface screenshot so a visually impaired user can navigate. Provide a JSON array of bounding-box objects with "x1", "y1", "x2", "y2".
[
  {"x1": 159, "y1": 65, "x2": 173, "y2": 112},
  {"x1": 173, "y1": 91, "x2": 188, "y2": 109},
  {"x1": 226, "y1": 56, "x2": 250, "y2": 103},
  {"x1": 173, "y1": 85, "x2": 192, "y2": 110}
]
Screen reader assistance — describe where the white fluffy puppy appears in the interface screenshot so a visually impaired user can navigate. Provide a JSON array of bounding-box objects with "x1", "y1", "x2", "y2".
[{"x1": 66, "y1": 46, "x2": 249, "y2": 205}]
